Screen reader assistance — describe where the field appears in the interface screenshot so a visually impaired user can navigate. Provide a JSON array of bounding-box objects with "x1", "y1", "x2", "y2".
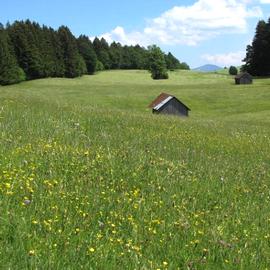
[{"x1": 0, "y1": 70, "x2": 270, "y2": 269}]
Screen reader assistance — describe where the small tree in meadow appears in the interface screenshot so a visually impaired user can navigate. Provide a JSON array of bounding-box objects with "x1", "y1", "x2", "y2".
[
  {"x1": 148, "y1": 45, "x2": 168, "y2": 80},
  {"x1": 229, "y1": 66, "x2": 238, "y2": 75}
]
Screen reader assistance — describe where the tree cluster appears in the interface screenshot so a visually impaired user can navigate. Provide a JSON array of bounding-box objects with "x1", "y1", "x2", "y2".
[
  {"x1": 165, "y1": 52, "x2": 189, "y2": 71},
  {"x1": 243, "y1": 18, "x2": 270, "y2": 76},
  {"x1": 0, "y1": 20, "x2": 189, "y2": 85}
]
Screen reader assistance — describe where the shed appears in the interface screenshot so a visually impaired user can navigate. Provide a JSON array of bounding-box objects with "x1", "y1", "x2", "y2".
[
  {"x1": 235, "y1": 72, "x2": 253, "y2": 85},
  {"x1": 148, "y1": 93, "x2": 190, "y2": 117}
]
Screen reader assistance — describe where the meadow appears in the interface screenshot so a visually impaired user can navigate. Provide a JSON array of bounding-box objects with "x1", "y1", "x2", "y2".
[{"x1": 0, "y1": 70, "x2": 270, "y2": 269}]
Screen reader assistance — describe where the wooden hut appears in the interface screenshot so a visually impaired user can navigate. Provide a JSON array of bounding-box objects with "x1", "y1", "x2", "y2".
[
  {"x1": 235, "y1": 72, "x2": 253, "y2": 85},
  {"x1": 148, "y1": 93, "x2": 190, "y2": 117}
]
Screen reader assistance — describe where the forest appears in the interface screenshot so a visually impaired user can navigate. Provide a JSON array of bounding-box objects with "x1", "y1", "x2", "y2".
[{"x1": 0, "y1": 20, "x2": 189, "y2": 85}]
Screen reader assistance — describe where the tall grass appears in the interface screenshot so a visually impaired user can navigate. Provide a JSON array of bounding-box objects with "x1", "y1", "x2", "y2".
[{"x1": 0, "y1": 70, "x2": 269, "y2": 269}]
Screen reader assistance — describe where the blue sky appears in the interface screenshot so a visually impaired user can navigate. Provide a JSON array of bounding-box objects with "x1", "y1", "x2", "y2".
[{"x1": 1, "y1": 0, "x2": 270, "y2": 68}]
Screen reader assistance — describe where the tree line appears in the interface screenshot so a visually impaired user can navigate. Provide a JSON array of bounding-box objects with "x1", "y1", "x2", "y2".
[
  {"x1": 0, "y1": 20, "x2": 189, "y2": 85},
  {"x1": 243, "y1": 17, "x2": 270, "y2": 76}
]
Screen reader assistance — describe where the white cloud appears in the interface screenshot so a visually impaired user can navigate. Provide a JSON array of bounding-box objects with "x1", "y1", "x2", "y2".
[
  {"x1": 260, "y1": 0, "x2": 270, "y2": 4},
  {"x1": 91, "y1": 0, "x2": 262, "y2": 46},
  {"x1": 92, "y1": 26, "x2": 147, "y2": 46},
  {"x1": 201, "y1": 51, "x2": 246, "y2": 66}
]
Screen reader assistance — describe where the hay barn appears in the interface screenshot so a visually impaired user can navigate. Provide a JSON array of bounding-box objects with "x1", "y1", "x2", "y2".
[
  {"x1": 235, "y1": 72, "x2": 253, "y2": 85},
  {"x1": 148, "y1": 93, "x2": 190, "y2": 117}
]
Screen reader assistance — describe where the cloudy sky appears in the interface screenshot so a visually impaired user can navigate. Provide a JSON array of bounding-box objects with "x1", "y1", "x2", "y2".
[{"x1": 2, "y1": 0, "x2": 270, "y2": 67}]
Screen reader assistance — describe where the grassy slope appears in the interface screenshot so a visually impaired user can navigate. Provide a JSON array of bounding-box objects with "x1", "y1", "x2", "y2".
[{"x1": 0, "y1": 70, "x2": 270, "y2": 269}]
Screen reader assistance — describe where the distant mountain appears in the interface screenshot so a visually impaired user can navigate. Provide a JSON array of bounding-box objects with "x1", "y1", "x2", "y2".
[{"x1": 193, "y1": 64, "x2": 223, "y2": 72}]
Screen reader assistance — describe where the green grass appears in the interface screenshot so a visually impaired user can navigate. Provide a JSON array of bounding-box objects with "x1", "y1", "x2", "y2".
[{"x1": 0, "y1": 70, "x2": 270, "y2": 269}]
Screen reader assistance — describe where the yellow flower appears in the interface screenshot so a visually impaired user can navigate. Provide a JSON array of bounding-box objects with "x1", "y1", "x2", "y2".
[
  {"x1": 89, "y1": 247, "x2": 95, "y2": 253},
  {"x1": 28, "y1": 250, "x2": 35, "y2": 256},
  {"x1": 5, "y1": 183, "x2": 11, "y2": 189},
  {"x1": 163, "y1": 261, "x2": 168, "y2": 266}
]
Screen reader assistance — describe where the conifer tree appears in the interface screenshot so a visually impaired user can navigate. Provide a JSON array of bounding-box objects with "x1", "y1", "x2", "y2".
[
  {"x1": 7, "y1": 21, "x2": 44, "y2": 79},
  {"x1": 109, "y1": 42, "x2": 122, "y2": 69},
  {"x1": 0, "y1": 26, "x2": 25, "y2": 85},
  {"x1": 165, "y1": 52, "x2": 181, "y2": 70},
  {"x1": 58, "y1": 26, "x2": 86, "y2": 78},
  {"x1": 49, "y1": 28, "x2": 65, "y2": 77},
  {"x1": 93, "y1": 37, "x2": 111, "y2": 69},
  {"x1": 243, "y1": 19, "x2": 270, "y2": 76},
  {"x1": 77, "y1": 35, "x2": 97, "y2": 74}
]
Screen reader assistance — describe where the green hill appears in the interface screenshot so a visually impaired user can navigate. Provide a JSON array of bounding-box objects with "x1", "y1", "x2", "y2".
[{"x1": 0, "y1": 70, "x2": 270, "y2": 269}]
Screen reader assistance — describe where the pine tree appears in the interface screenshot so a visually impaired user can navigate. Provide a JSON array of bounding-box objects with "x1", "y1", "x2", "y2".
[
  {"x1": 49, "y1": 28, "x2": 65, "y2": 77},
  {"x1": 165, "y1": 52, "x2": 181, "y2": 70},
  {"x1": 120, "y1": 45, "x2": 132, "y2": 69},
  {"x1": 0, "y1": 26, "x2": 25, "y2": 85},
  {"x1": 243, "y1": 19, "x2": 270, "y2": 76},
  {"x1": 93, "y1": 37, "x2": 111, "y2": 69},
  {"x1": 109, "y1": 42, "x2": 122, "y2": 69},
  {"x1": 7, "y1": 21, "x2": 44, "y2": 79},
  {"x1": 134, "y1": 45, "x2": 148, "y2": 69},
  {"x1": 40, "y1": 26, "x2": 60, "y2": 77},
  {"x1": 77, "y1": 35, "x2": 97, "y2": 74},
  {"x1": 58, "y1": 26, "x2": 86, "y2": 78}
]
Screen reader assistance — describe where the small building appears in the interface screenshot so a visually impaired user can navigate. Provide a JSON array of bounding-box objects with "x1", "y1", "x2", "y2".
[
  {"x1": 148, "y1": 93, "x2": 190, "y2": 117},
  {"x1": 235, "y1": 72, "x2": 253, "y2": 85}
]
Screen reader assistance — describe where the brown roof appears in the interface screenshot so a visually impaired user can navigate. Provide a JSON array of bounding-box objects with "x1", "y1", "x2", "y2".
[
  {"x1": 148, "y1": 92, "x2": 191, "y2": 111},
  {"x1": 148, "y1": 93, "x2": 172, "y2": 108}
]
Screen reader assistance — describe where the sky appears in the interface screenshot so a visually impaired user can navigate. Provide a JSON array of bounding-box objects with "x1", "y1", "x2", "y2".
[{"x1": 1, "y1": 0, "x2": 270, "y2": 68}]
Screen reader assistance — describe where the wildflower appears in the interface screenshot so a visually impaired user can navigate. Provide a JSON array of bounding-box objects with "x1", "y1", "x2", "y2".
[
  {"x1": 89, "y1": 247, "x2": 95, "y2": 253},
  {"x1": 5, "y1": 183, "x2": 11, "y2": 189},
  {"x1": 28, "y1": 250, "x2": 35, "y2": 256},
  {"x1": 98, "y1": 220, "x2": 105, "y2": 229}
]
